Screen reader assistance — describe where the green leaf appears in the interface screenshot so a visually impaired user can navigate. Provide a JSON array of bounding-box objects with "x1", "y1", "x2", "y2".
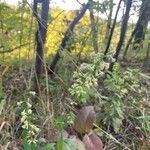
[
  {"x1": 23, "y1": 141, "x2": 37, "y2": 150},
  {"x1": 43, "y1": 143, "x2": 55, "y2": 150},
  {"x1": 57, "y1": 132, "x2": 64, "y2": 150},
  {"x1": 64, "y1": 139, "x2": 74, "y2": 150},
  {"x1": 56, "y1": 114, "x2": 65, "y2": 130},
  {"x1": 113, "y1": 118, "x2": 122, "y2": 133}
]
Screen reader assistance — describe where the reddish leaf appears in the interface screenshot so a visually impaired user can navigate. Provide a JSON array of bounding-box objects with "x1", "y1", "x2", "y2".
[
  {"x1": 83, "y1": 133, "x2": 103, "y2": 150},
  {"x1": 74, "y1": 106, "x2": 96, "y2": 134}
]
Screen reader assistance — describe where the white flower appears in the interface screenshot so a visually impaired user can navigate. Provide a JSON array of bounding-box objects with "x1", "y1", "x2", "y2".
[
  {"x1": 28, "y1": 109, "x2": 32, "y2": 114},
  {"x1": 17, "y1": 101, "x2": 23, "y2": 106},
  {"x1": 21, "y1": 115, "x2": 27, "y2": 123},
  {"x1": 21, "y1": 110, "x2": 26, "y2": 116},
  {"x1": 29, "y1": 91, "x2": 36, "y2": 96},
  {"x1": 27, "y1": 103, "x2": 32, "y2": 108}
]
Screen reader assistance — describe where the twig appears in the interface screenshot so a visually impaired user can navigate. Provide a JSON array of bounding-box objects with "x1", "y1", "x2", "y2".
[
  {"x1": 94, "y1": 123, "x2": 131, "y2": 150},
  {"x1": 0, "y1": 42, "x2": 34, "y2": 53}
]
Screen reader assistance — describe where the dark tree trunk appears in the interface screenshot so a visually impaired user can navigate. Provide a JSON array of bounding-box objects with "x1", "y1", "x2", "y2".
[
  {"x1": 133, "y1": 0, "x2": 150, "y2": 50},
  {"x1": 104, "y1": 0, "x2": 122, "y2": 56},
  {"x1": 123, "y1": 24, "x2": 138, "y2": 59},
  {"x1": 109, "y1": 0, "x2": 132, "y2": 71},
  {"x1": 48, "y1": 1, "x2": 92, "y2": 74},
  {"x1": 33, "y1": 0, "x2": 50, "y2": 91},
  {"x1": 89, "y1": 8, "x2": 98, "y2": 52},
  {"x1": 123, "y1": 0, "x2": 150, "y2": 59}
]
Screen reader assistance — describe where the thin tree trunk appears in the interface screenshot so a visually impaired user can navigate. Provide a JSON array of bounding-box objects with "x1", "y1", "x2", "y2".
[
  {"x1": 19, "y1": 1, "x2": 25, "y2": 70},
  {"x1": 34, "y1": 0, "x2": 50, "y2": 91},
  {"x1": 104, "y1": 0, "x2": 113, "y2": 45},
  {"x1": 48, "y1": 1, "x2": 92, "y2": 74},
  {"x1": 109, "y1": 0, "x2": 132, "y2": 71},
  {"x1": 89, "y1": 8, "x2": 98, "y2": 52},
  {"x1": 123, "y1": 26, "x2": 137, "y2": 59},
  {"x1": 104, "y1": 0, "x2": 122, "y2": 56},
  {"x1": 133, "y1": 0, "x2": 150, "y2": 50}
]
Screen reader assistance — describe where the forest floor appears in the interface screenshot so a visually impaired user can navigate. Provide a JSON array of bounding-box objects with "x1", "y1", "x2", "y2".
[{"x1": 0, "y1": 59, "x2": 150, "y2": 150}]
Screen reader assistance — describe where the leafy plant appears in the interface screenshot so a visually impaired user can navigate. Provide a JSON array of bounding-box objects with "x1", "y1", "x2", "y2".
[
  {"x1": 69, "y1": 52, "x2": 110, "y2": 103},
  {"x1": 69, "y1": 52, "x2": 150, "y2": 133},
  {"x1": 17, "y1": 91, "x2": 40, "y2": 148}
]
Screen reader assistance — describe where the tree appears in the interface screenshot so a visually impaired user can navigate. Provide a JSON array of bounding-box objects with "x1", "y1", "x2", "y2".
[
  {"x1": 109, "y1": 0, "x2": 133, "y2": 71},
  {"x1": 104, "y1": 0, "x2": 122, "y2": 56},
  {"x1": 133, "y1": 0, "x2": 150, "y2": 50},
  {"x1": 33, "y1": 0, "x2": 50, "y2": 91},
  {"x1": 48, "y1": 0, "x2": 92, "y2": 74},
  {"x1": 123, "y1": 0, "x2": 150, "y2": 59},
  {"x1": 104, "y1": 0, "x2": 114, "y2": 45}
]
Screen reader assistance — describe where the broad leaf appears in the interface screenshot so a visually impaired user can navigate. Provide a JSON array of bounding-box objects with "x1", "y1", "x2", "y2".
[
  {"x1": 74, "y1": 106, "x2": 96, "y2": 134},
  {"x1": 83, "y1": 133, "x2": 103, "y2": 150}
]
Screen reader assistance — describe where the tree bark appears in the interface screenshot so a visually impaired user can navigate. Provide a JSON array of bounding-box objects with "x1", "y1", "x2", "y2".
[
  {"x1": 133, "y1": 0, "x2": 150, "y2": 50},
  {"x1": 48, "y1": 1, "x2": 92, "y2": 74},
  {"x1": 34, "y1": 0, "x2": 50, "y2": 91},
  {"x1": 104, "y1": 0, "x2": 122, "y2": 56},
  {"x1": 123, "y1": 24, "x2": 137, "y2": 59},
  {"x1": 109, "y1": 0, "x2": 132, "y2": 71}
]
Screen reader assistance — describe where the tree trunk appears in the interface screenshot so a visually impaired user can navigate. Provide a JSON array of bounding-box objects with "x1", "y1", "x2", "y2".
[
  {"x1": 48, "y1": 1, "x2": 92, "y2": 74},
  {"x1": 104, "y1": 0, "x2": 114, "y2": 45},
  {"x1": 123, "y1": 24, "x2": 137, "y2": 59},
  {"x1": 133, "y1": 0, "x2": 150, "y2": 50},
  {"x1": 104, "y1": 0, "x2": 122, "y2": 56},
  {"x1": 123, "y1": 0, "x2": 150, "y2": 59},
  {"x1": 34, "y1": 0, "x2": 50, "y2": 91},
  {"x1": 89, "y1": 8, "x2": 98, "y2": 52},
  {"x1": 109, "y1": 0, "x2": 132, "y2": 71}
]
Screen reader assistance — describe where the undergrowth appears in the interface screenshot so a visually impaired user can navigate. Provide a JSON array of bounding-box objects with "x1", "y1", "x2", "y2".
[{"x1": 0, "y1": 52, "x2": 150, "y2": 150}]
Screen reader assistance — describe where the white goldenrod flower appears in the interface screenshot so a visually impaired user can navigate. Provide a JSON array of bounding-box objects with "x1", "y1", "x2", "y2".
[
  {"x1": 17, "y1": 101, "x2": 23, "y2": 106},
  {"x1": 21, "y1": 115, "x2": 27, "y2": 123},
  {"x1": 29, "y1": 91, "x2": 36, "y2": 96},
  {"x1": 28, "y1": 109, "x2": 32, "y2": 114},
  {"x1": 27, "y1": 103, "x2": 32, "y2": 108},
  {"x1": 21, "y1": 110, "x2": 26, "y2": 116}
]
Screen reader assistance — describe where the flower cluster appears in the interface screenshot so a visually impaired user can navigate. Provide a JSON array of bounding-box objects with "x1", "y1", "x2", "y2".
[
  {"x1": 69, "y1": 52, "x2": 110, "y2": 103},
  {"x1": 17, "y1": 91, "x2": 40, "y2": 144}
]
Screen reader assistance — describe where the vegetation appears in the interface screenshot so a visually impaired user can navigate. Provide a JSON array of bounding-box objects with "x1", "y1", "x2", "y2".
[{"x1": 0, "y1": 0, "x2": 150, "y2": 150}]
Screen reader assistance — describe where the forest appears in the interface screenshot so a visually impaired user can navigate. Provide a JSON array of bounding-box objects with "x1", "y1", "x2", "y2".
[{"x1": 0, "y1": 0, "x2": 150, "y2": 149}]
